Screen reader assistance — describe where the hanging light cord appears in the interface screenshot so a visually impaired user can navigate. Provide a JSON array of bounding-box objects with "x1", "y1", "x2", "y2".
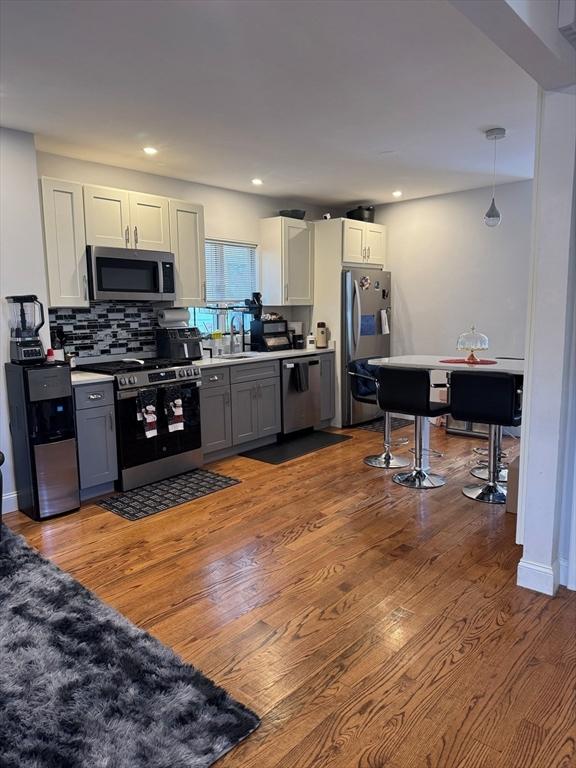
[{"x1": 491, "y1": 137, "x2": 497, "y2": 198}]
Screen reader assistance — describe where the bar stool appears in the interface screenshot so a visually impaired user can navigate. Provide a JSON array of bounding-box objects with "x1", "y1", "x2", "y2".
[
  {"x1": 348, "y1": 363, "x2": 410, "y2": 469},
  {"x1": 470, "y1": 429, "x2": 509, "y2": 482},
  {"x1": 376, "y1": 367, "x2": 450, "y2": 489},
  {"x1": 450, "y1": 371, "x2": 522, "y2": 504}
]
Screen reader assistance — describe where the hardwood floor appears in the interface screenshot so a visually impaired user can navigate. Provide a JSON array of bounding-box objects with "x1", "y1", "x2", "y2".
[{"x1": 5, "y1": 425, "x2": 576, "y2": 767}]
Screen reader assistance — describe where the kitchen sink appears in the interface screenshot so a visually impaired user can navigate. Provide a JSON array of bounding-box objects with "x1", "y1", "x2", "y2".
[{"x1": 219, "y1": 353, "x2": 260, "y2": 359}]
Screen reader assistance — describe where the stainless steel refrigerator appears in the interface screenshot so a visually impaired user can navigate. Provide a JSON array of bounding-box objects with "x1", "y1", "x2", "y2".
[{"x1": 341, "y1": 268, "x2": 391, "y2": 426}]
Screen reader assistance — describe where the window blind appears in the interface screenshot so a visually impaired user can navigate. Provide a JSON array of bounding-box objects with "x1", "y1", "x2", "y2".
[{"x1": 205, "y1": 240, "x2": 257, "y2": 302}]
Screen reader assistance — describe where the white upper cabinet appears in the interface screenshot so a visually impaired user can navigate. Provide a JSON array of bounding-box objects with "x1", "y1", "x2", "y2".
[
  {"x1": 260, "y1": 217, "x2": 314, "y2": 305},
  {"x1": 84, "y1": 186, "x2": 171, "y2": 250},
  {"x1": 364, "y1": 222, "x2": 386, "y2": 265},
  {"x1": 342, "y1": 219, "x2": 386, "y2": 266},
  {"x1": 41, "y1": 178, "x2": 89, "y2": 308},
  {"x1": 84, "y1": 185, "x2": 130, "y2": 248},
  {"x1": 129, "y1": 192, "x2": 171, "y2": 251},
  {"x1": 342, "y1": 219, "x2": 365, "y2": 264},
  {"x1": 169, "y1": 199, "x2": 206, "y2": 307}
]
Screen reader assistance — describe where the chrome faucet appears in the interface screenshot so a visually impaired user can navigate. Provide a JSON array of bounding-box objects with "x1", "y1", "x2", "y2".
[{"x1": 229, "y1": 313, "x2": 244, "y2": 353}]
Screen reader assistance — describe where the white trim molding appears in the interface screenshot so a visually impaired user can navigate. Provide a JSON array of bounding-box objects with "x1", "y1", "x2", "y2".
[
  {"x1": 2, "y1": 491, "x2": 19, "y2": 515},
  {"x1": 517, "y1": 557, "x2": 560, "y2": 596}
]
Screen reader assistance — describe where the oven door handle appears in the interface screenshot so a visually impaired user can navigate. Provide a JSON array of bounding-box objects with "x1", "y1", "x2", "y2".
[{"x1": 116, "y1": 381, "x2": 201, "y2": 400}]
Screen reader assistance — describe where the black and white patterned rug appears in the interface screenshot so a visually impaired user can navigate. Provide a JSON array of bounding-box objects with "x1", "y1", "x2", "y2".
[
  {"x1": 99, "y1": 469, "x2": 240, "y2": 521},
  {"x1": 356, "y1": 417, "x2": 412, "y2": 433},
  {"x1": 0, "y1": 526, "x2": 260, "y2": 767}
]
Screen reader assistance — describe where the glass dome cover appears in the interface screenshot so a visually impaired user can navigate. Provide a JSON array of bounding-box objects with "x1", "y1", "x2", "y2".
[{"x1": 457, "y1": 325, "x2": 489, "y2": 363}]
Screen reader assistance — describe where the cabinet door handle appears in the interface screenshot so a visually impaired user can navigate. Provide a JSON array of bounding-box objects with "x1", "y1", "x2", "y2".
[
  {"x1": 108, "y1": 411, "x2": 114, "y2": 431},
  {"x1": 284, "y1": 283, "x2": 288, "y2": 302},
  {"x1": 209, "y1": 375, "x2": 219, "y2": 382},
  {"x1": 368, "y1": 246, "x2": 371, "y2": 259},
  {"x1": 224, "y1": 390, "x2": 230, "y2": 405},
  {"x1": 202, "y1": 282, "x2": 207, "y2": 303},
  {"x1": 124, "y1": 226, "x2": 130, "y2": 247},
  {"x1": 83, "y1": 274, "x2": 88, "y2": 300},
  {"x1": 88, "y1": 392, "x2": 104, "y2": 400},
  {"x1": 362, "y1": 247, "x2": 366, "y2": 260},
  {"x1": 134, "y1": 226, "x2": 138, "y2": 247}
]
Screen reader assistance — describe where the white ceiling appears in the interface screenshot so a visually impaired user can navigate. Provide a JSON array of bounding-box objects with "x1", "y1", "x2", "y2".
[{"x1": 0, "y1": 0, "x2": 538, "y2": 204}]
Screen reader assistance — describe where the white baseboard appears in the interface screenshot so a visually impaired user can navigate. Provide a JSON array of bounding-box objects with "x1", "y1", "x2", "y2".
[
  {"x1": 517, "y1": 557, "x2": 560, "y2": 595},
  {"x1": 559, "y1": 557, "x2": 574, "y2": 590},
  {"x1": 2, "y1": 491, "x2": 19, "y2": 515}
]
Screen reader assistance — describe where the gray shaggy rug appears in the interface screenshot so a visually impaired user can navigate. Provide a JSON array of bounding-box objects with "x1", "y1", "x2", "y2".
[{"x1": 0, "y1": 525, "x2": 260, "y2": 768}]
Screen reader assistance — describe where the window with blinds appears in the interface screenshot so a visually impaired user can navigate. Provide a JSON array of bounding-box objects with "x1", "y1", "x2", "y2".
[{"x1": 204, "y1": 240, "x2": 258, "y2": 302}]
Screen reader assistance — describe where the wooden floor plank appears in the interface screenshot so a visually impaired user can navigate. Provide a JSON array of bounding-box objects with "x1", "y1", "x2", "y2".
[{"x1": 4, "y1": 425, "x2": 575, "y2": 767}]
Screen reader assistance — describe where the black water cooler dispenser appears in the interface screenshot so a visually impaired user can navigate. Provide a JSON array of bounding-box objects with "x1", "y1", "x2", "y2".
[{"x1": 5, "y1": 363, "x2": 80, "y2": 520}]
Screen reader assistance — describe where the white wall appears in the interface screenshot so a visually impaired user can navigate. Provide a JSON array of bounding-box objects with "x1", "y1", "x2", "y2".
[
  {"x1": 376, "y1": 180, "x2": 532, "y2": 358},
  {"x1": 36, "y1": 152, "x2": 322, "y2": 246},
  {"x1": 1, "y1": 129, "x2": 51, "y2": 511}
]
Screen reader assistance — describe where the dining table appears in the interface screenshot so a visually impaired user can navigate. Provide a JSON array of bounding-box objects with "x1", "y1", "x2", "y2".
[{"x1": 367, "y1": 355, "x2": 525, "y2": 467}]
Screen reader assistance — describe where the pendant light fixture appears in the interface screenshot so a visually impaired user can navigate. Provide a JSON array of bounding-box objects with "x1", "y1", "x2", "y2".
[{"x1": 484, "y1": 127, "x2": 506, "y2": 227}]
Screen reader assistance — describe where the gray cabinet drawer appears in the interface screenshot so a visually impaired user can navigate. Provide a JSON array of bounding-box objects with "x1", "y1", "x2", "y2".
[
  {"x1": 201, "y1": 367, "x2": 230, "y2": 389},
  {"x1": 75, "y1": 382, "x2": 114, "y2": 410},
  {"x1": 230, "y1": 360, "x2": 280, "y2": 384}
]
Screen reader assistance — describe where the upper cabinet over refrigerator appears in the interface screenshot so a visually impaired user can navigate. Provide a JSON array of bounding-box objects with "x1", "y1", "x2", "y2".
[{"x1": 342, "y1": 219, "x2": 386, "y2": 265}]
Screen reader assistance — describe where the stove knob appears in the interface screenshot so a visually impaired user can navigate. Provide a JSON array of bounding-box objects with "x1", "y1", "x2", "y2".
[
  {"x1": 179, "y1": 369, "x2": 186, "y2": 377},
  {"x1": 119, "y1": 377, "x2": 127, "y2": 385},
  {"x1": 187, "y1": 368, "x2": 193, "y2": 376},
  {"x1": 129, "y1": 376, "x2": 137, "y2": 384}
]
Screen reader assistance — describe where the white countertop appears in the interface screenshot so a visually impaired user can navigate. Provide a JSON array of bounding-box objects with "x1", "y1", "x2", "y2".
[
  {"x1": 70, "y1": 349, "x2": 334, "y2": 382},
  {"x1": 71, "y1": 370, "x2": 115, "y2": 385},
  {"x1": 197, "y1": 347, "x2": 334, "y2": 368},
  {"x1": 367, "y1": 354, "x2": 524, "y2": 375}
]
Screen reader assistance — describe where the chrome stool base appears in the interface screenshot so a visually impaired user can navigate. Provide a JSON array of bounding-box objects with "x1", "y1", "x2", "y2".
[
  {"x1": 364, "y1": 452, "x2": 411, "y2": 469},
  {"x1": 463, "y1": 482, "x2": 507, "y2": 504},
  {"x1": 470, "y1": 466, "x2": 508, "y2": 482},
  {"x1": 393, "y1": 469, "x2": 446, "y2": 489}
]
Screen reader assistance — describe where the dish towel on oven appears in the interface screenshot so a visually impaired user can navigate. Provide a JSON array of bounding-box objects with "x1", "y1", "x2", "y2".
[
  {"x1": 137, "y1": 389, "x2": 158, "y2": 438},
  {"x1": 165, "y1": 386, "x2": 184, "y2": 432}
]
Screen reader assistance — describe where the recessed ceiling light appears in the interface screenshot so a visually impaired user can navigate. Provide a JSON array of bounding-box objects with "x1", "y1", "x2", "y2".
[
  {"x1": 251, "y1": 178, "x2": 263, "y2": 186},
  {"x1": 143, "y1": 146, "x2": 158, "y2": 155},
  {"x1": 392, "y1": 190, "x2": 403, "y2": 198}
]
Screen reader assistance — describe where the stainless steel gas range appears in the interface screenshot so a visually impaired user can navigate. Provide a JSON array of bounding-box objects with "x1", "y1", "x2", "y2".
[{"x1": 77, "y1": 358, "x2": 202, "y2": 491}]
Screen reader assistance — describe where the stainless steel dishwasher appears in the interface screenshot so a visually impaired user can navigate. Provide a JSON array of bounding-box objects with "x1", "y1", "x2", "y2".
[{"x1": 281, "y1": 357, "x2": 321, "y2": 434}]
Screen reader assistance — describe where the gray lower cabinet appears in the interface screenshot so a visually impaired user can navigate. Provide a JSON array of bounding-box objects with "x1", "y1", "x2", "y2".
[
  {"x1": 200, "y1": 385, "x2": 233, "y2": 452},
  {"x1": 75, "y1": 403, "x2": 118, "y2": 489},
  {"x1": 258, "y1": 377, "x2": 282, "y2": 437},
  {"x1": 320, "y1": 352, "x2": 335, "y2": 421},
  {"x1": 231, "y1": 381, "x2": 260, "y2": 445},
  {"x1": 230, "y1": 378, "x2": 281, "y2": 446}
]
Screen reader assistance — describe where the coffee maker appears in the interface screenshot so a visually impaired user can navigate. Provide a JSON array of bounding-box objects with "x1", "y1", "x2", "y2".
[{"x1": 6, "y1": 295, "x2": 46, "y2": 364}]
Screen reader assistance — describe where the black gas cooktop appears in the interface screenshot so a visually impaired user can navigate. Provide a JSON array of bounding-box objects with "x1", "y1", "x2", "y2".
[
  {"x1": 77, "y1": 358, "x2": 187, "y2": 374},
  {"x1": 77, "y1": 358, "x2": 202, "y2": 391}
]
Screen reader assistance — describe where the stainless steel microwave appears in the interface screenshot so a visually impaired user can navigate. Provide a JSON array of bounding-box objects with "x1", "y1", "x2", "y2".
[{"x1": 86, "y1": 246, "x2": 176, "y2": 302}]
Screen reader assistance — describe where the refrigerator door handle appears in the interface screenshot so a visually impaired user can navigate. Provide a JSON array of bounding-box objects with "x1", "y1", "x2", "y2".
[{"x1": 353, "y1": 279, "x2": 361, "y2": 356}]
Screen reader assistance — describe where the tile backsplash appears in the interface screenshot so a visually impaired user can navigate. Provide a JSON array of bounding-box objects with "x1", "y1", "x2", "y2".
[{"x1": 48, "y1": 302, "x2": 159, "y2": 358}]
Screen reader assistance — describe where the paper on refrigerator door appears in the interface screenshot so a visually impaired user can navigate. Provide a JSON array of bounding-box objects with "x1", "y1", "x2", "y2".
[{"x1": 380, "y1": 309, "x2": 390, "y2": 335}]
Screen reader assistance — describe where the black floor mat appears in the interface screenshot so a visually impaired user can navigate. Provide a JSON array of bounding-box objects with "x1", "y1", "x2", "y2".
[
  {"x1": 240, "y1": 431, "x2": 351, "y2": 465},
  {"x1": 356, "y1": 417, "x2": 412, "y2": 433},
  {"x1": 98, "y1": 469, "x2": 240, "y2": 520}
]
